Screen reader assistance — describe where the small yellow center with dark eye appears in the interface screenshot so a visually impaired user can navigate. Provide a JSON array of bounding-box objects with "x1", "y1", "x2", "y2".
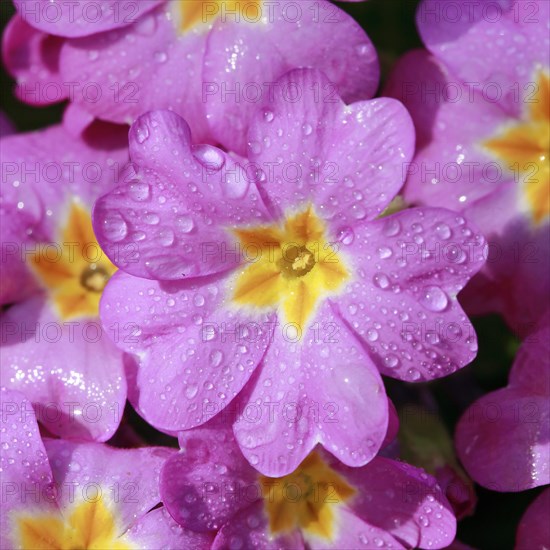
[
  {"x1": 172, "y1": 0, "x2": 263, "y2": 34},
  {"x1": 80, "y1": 264, "x2": 111, "y2": 293},
  {"x1": 483, "y1": 70, "x2": 550, "y2": 225},
  {"x1": 231, "y1": 205, "x2": 349, "y2": 335},
  {"x1": 279, "y1": 245, "x2": 316, "y2": 278},
  {"x1": 259, "y1": 452, "x2": 356, "y2": 541},
  {"x1": 14, "y1": 495, "x2": 134, "y2": 549},
  {"x1": 28, "y1": 201, "x2": 116, "y2": 320}
]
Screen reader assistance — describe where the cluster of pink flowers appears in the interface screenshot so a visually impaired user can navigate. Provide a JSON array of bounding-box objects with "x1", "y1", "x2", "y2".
[{"x1": 1, "y1": 0, "x2": 548, "y2": 548}]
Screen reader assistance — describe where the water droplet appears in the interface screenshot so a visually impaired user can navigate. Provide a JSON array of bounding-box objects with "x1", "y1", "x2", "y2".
[
  {"x1": 177, "y1": 215, "x2": 195, "y2": 233},
  {"x1": 367, "y1": 329, "x2": 379, "y2": 342},
  {"x1": 209, "y1": 350, "x2": 223, "y2": 367},
  {"x1": 378, "y1": 246, "x2": 393, "y2": 259},
  {"x1": 435, "y1": 223, "x2": 451, "y2": 240},
  {"x1": 373, "y1": 273, "x2": 390, "y2": 289},
  {"x1": 154, "y1": 51, "x2": 168, "y2": 63},
  {"x1": 407, "y1": 368, "x2": 421, "y2": 381},
  {"x1": 384, "y1": 354, "x2": 400, "y2": 368},
  {"x1": 337, "y1": 227, "x2": 355, "y2": 245},
  {"x1": 135, "y1": 121, "x2": 150, "y2": 143},
  {"x1": 419, "y1": 286, "x2": 448, "y2": 312},
  {"x1": 128, "y1": 182, "x2": 151, "y2": 202},
  {"x1": 383, "y1": 218, "x2": 401, "y2": 237},
  {"x1": 185, "y1": 384, "x2": 198, "y2": 399},
  {"x1": 159, "y1": 229, "x2": 175, "y2": 247},
  {"x1": 102, "y1": 212, "x2": 128, "y2": 242}
]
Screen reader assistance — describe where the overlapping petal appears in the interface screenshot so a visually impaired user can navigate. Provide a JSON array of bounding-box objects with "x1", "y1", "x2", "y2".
[
  {"x1": 455, "y1": 315, "x2": 550, "y2": 491},
  {"x1": 2, "y1": 14, "x2": 65, "y2": 106},
  {"x1": 1, "y1": 297, "x2": 126, "y2": 441},
  {"x1": 93, "y1": 110, "x2": 271, "y2": 280},
  {"x1": 246, "y1": 69, "x2": 414, "y2": 224},
  {"x1": 417, "y1": 0, "x2": 550, "y2": 115},
  {"x1": 232, "y1": 300, "x2": 389, "y2": 476},
  {"x1": 13, "y1": 0, "x2": 163, "y2": 38},
  {"x1": 334, "y1": 207, "x2": 486, "y2": 381},
  {"x1": 204, "y1": 1, "x2": 379, "y2": 155},
  {"x1": 100, "y1": 270, "x2": 273, "y2": 432}
]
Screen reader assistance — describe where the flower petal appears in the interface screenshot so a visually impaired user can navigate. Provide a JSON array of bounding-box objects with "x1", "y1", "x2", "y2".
[
  {"x1": 99, "y1": 270, "x2": 271, "y2": 432},
  {"x1": 335, "y1": 207, "x2": 486, "y2": 381},
  {"x1": 204, "y1": 0, "x2": 379, "y2": 155},
  {"x1": 455, "y1": 388, "x2": 550, "y2": 491},
  {"x1": 93, "y1": 110, "x2": 271, "y2": 280},
  {"x1": 417, "y1": 0, "x2": 550, "y2": 115},
  {"x1": 161, "y1": 426, "x2": 258, "y2": 532},
  {"x1": 385, "y1": 49, "x2": 513, "y2": 211},
  {"x1": 59, "y1": 5, "x2": 212, "y2": 140},
  {"x1": 246, "y1": 68, "x2": 414, "y2": 225},
  {"x1": 43, "y1": 439, "x2": 174, "y2": 531},
  {"x1": 1, "y1": 297, "x2": 126, "y2": 441},
  {"x1": 233, "y1": 300, "x2": 388, "y2": 477},
  {"x1": 0, "y1": 388, "x2": 57, "y2": 543},
  {"x1": 13, "y1": 0, "x2": 163, "y2": 38},
  {"x1": 332, "y1": 456, "x2": 456, "y2": 549},
  {"x1": 2, "y1": 14, "x2": 65, "y2": 106},
  {"x1": 212, "y1": 499, "x2": 304, "y2": 550},
  {"x1": 516, "y1": 487, "x2": 550, "y2": 549},
  {"x1": 126, "y1": 507, "x2": 214, "y2": 550}
]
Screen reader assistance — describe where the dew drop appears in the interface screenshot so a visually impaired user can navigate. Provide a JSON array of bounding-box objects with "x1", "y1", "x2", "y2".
[
  {"x1": 435, "y1": 223, "x2": 451, "y2": 240},
  {"x1": 419, "y1": 286, "x2": 448, "y2": 312},
  {"x1": 383, "y1": 218, "x2": 401, "y2": 237},
  {"x1": 102, "y1": 212, "x2": 128, "y2": 242},
  {"x1": 373, "y1": 273, "x2": 390, "y2": 289},
  {"x1": 128, "y1": 182, "x2": 151, "y2": 202}
]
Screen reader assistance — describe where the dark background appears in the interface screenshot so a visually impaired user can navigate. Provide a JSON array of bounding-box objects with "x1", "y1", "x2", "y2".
[{"x1": 0, "y1": 1, "x2": 544, "y2": 548}]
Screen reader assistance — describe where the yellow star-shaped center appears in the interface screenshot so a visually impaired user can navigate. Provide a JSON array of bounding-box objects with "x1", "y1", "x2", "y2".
[
  {"x1": 14, "y1": 495, "x2": 134, "y2": 550},
  {"x1": 28, "y1": 201, "x2": 116, "y2": 319},
  {"x1": 260, "y1": 452, "x2": 356, "y2": 541},
  {"x1": 230, "y1": 205, "x2": 350, "y2": 336},
  {"x1": 484, "y1": 70, "x2": 550, "y2": 224}
]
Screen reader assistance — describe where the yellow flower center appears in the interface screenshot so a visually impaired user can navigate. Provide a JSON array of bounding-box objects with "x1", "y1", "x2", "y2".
[
  {"x1": 14, "y1": 496, "x2": 133, "y2": 549},
  {"x1": 231, "y1": 206, "x2": 350, "y2": 335},
  {"x1": 260, "y1": 452, "x2": 356, "y2": 541},
  {"x1": 172, "y1": 0, "x2": 263, "y2": 34},
  {"x1": 483, "y1": 70, "x2": 550, "y2": 224},
  {"x1": 28, "y1": 202, "x2": 116, "y2": 320}
]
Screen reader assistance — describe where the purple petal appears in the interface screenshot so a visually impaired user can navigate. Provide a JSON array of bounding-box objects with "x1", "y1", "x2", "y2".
[
  {"x1": 2, "y1": 14, "x2": 65, "y2": 106},
  {"x1": 385, "y1": 49, "x2": 513, "y2": 212},
  {"x1": 44, "y1": 439, "x2": 174, "y2": 531},
  {"x1": 455, "y1": 388, "x2": 550, "y2": 491},
  {"x1": 516, "y1": 487, "x2": 550, "y2": 549},
  {"x1": 417, "y1": 0, "x2": 550, "y2": 115},
  {"x1": 1, "y1": 297, "x2": 126, "y2": 441},
  {"x1": 204, "y1": 0, "x2": 379, "y2": 155},
  {"x1": 126, "y1": 507, "x2": 214, "y2": 550},
  {"x1": 333, "y1": 456, "x2": 456, "y2": 549},
  {"x1": 212, "y1": 499, "x2": 304, "y2": 550},
  {"x1": 0, "y1": 388, "x2": 57, "y2": 542},
  {"x1": 99, "y1": 271, "x2": 271, "y2": 432},
  {"x1": 59, "y1": 5, "x2": 212, "y2": 140},
  {"x1": 335, "y1": 207, "x2": 486, "y2": 381},
  {"x1": 13, "y1": 0, "x2": 163, "y2": 38},
  {"x1": 93, "y1": 110, "x2": 271, "y2": 279},
  {"x1": 233, "y1": 301, "x2": 389, "y2": 477},
  {"x1": 246, "y1": 68, "x2": 414, "y2": 224},
  {"x1": 161, "y1": 426, "x2": 258, "y2": 532}
]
